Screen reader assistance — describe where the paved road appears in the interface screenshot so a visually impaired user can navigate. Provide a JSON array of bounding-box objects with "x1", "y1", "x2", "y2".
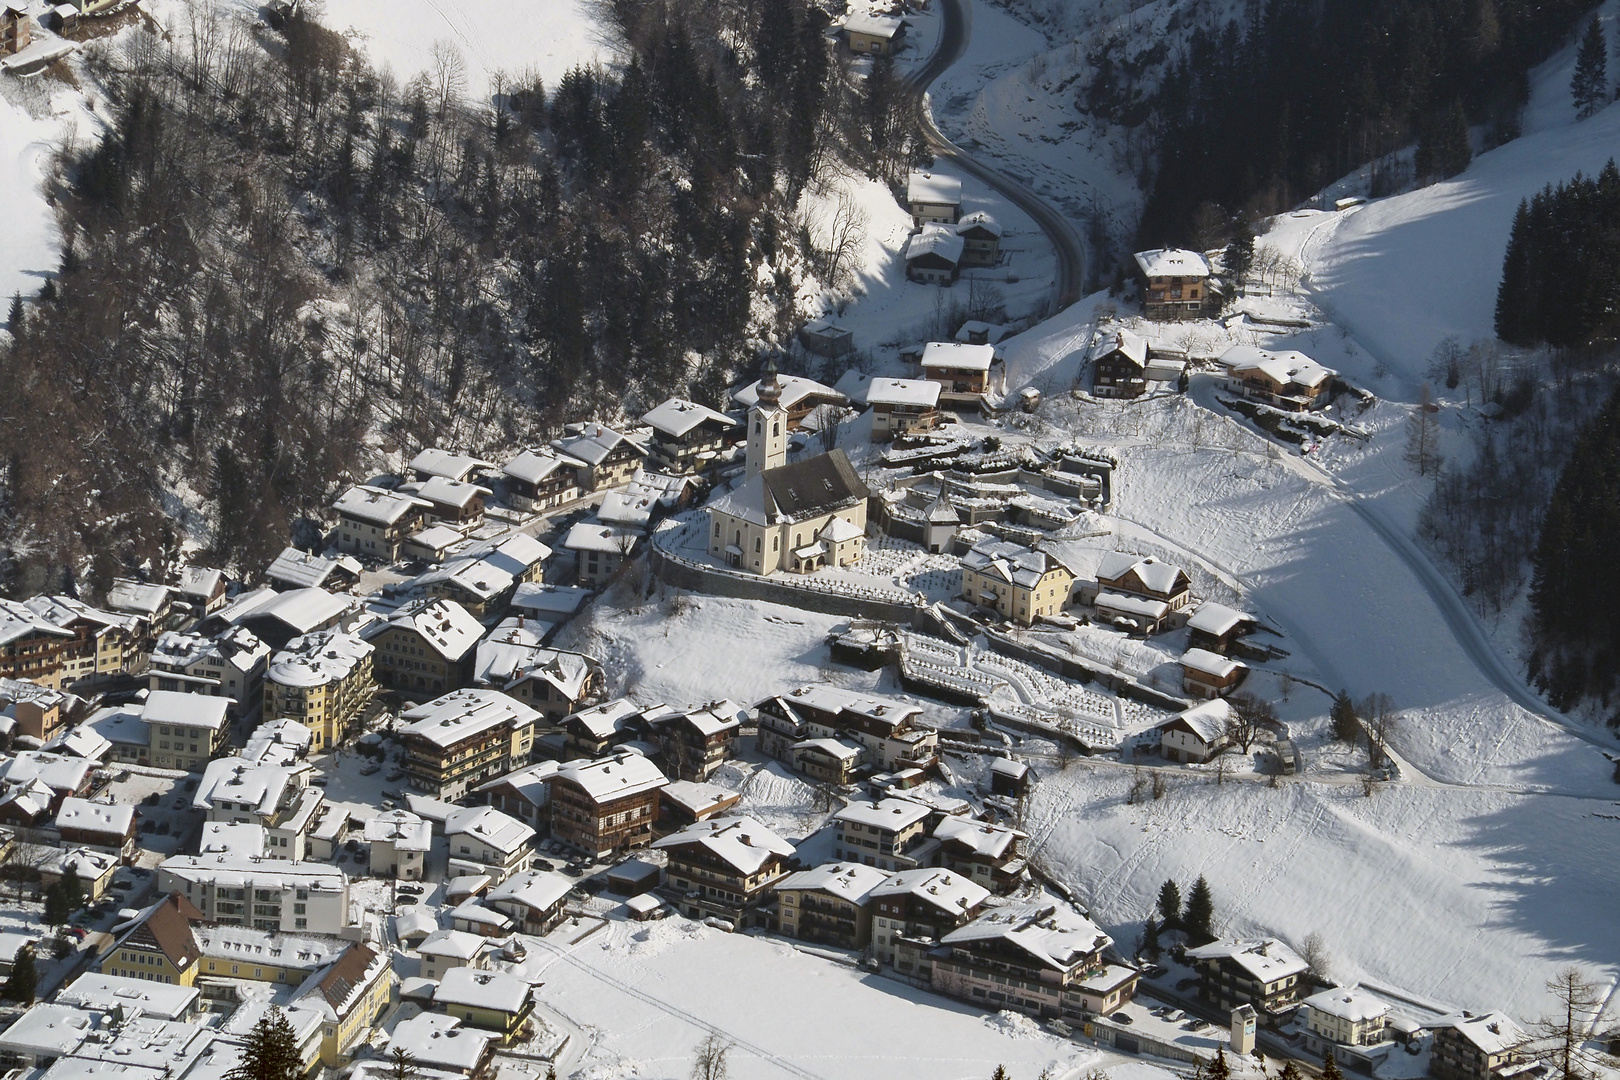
[{"x1": 902, "y1": 0, "x2": 1088, "y2": 313}]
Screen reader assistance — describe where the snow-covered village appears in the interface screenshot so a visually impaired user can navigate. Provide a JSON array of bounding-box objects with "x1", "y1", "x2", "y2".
[{"x1": 0, "y1": 0, "x2": 1618, "y2": 1077}]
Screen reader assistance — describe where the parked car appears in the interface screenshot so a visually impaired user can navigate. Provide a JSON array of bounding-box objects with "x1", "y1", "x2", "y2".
[
  {"x1": 1111, "y1": 1012, "x2": 1133, "y2": 1025},
  {"x1": 66, "y1": 927, "x2": 88, "y2": 941},
  {"x1": 360, "y1": 764, "x2": 382, "y2": 776},
  {"x1": 533, "y1": 859, "x2": 555, "y2": 872},
  {"x1": 385, "y1": 770, "x2": 405, "y2": 782}
]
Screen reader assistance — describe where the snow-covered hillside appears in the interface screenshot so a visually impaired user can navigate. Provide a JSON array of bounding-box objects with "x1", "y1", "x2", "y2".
[{"x1": 319, "y1": 0, "x2": 619, "y2": 98}]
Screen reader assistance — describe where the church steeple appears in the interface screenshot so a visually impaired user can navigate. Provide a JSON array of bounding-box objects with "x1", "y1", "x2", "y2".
[{"x1": 747, "y1": 357, "x2": 788, "y2": 478}]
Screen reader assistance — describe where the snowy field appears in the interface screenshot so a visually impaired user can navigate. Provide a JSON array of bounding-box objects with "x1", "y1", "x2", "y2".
[
  {"x1": 0, "y1": 76, "x2": 88, "y2": 319},
  {"x1": 318, "y1": 0, "x2": 620, "y2": 99},
  {"x1": 506, "y1": 914, "x2": 1136, "y2": 1080}
]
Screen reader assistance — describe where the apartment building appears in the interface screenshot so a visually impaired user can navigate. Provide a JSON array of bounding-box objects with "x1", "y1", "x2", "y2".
[
  {"x1": 156, "y1": 853, "x2": 349, "y2": 934},
  {"x1": 399, "y1": 689, "x2": 540, "y2": 801},
  {"x1": 264, "y1": 631, "x2": 376, "y2": 751}
]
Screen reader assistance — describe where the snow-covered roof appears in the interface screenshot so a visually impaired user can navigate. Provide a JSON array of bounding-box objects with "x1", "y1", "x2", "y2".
[
  {"x1": 473, "y1": 761, "x2": 557, "y2": 808},
  {"x1": 551, "y1": 424, "x2": 644, "y2": 468},
  {"x1": 907, "y1": 170, "x2": 961, "y2": 206},
  {"x1": 266, "y1": 547, "x2": 359, "y2": 590},
  {"x1": 845, "y1": 11, "x2": 903, "y2": 37},
  {"x1": 596, "y1": 490, "x2": 655, "y2": 529},
  {"x1": 434, "y1": 967, "x2": 532, "y2": 1014},
  {"x1": 706, "y1": 449, "x2": 869, "y2": 528},
  {"x1": 55, "y1": 796, "x2": 133, "y2": 836},
  {"x1": 406, "y1": 525, "x2": 463, "y2": 554},
  {"x1": 733, "y1": 374, "x2": 846, "y2": 412},
  {"x1": 776, "y1": 862, "x2": 889, "y2": 903},
  {"x1": 963, "y1": 538, "x2": 1068, "y2": 589},
  {"x1": 835, "y1": 797, "x2": 931, "y2": 833},
  {"x1": 334, "y1": 484, "x2": 431, "y2": 527},
  {"x1": 566, "y1": 697, "x2": 642, "y2": 740},
  {"x1": 678, "y1": 701, "x2": 746, "y2": 737},
  {"x1": 0, "y1": 751, "x2": 92, "y2": 792},
  {"x1": 174, "y1": 566, "x2": 225, "y2": 602},
  {"x1": 266, "y1": 631, "x2": 372, "y2": 689},
  {"x1": 105, "y1": 578, "x2": 172, "y2": 618},
  {"x1": 870, "y1": 867, "x2": 989, "y2": 913},
  {"x1": 932, "y1": 815, "x2": 1023, "y2": 858},
  {"x1": 401, "y1": 689, "x2": 540, "y2": 750},
  {"x1": 1164, "y1": 698, "x2": 1235, "y2": 744},
  {"x1": 55, "y1": 974, "x2": 199, "y2": 1020},
  {"x1": 1187, "y1": 601, "x2": 1253, "y2": 637},
  {"x1": 641, "y1": 398, "x2": 737, "y2": 439},
  {"x1": 486, "y1": 869, "x2": 573, "y2": 913},
  {"x1": 1181, "y1": 648, "x2": 1244, "y2": 679},
  {"x1": 989, "y1": 756, "x2": 1028, "y2": 778},
  {"x1": 1096, "y1": 553, "x2": 1186, "y2": 594},
  {"x1": 652, "y1": 815, "x2": 794, "y2": 874},
  {"x1": 905, "y1": 225, "x2": 965, "y2": 265},
  {"x1": 1134, "y1": 248, "x2": 1211, "y2": 278},
  {"x1": 955, "y1": 212, "x2": 1002, "y2": 238},
  {"x1": 866, "y1": 378, "x2": 941, "y2": 408},
  {"x1": 152, "y1": 627, "x2": 269, "y2": 677},
  {"x1": 193, "y1": 924, "x2": 346, "y2": 970},
  {"x1": 158, "y1": 853, "x2": 346, "y2": 892},
  {"x1": 474, "y1": 628, "x2": 595, "y2": 700},
  {"x1": 510, "y1": 582, "x2": 592, "y2": 617},
  {"x1": 1090, "y1": 328, "x2": 1148, "y2": 368},
  {"x1": 87, "y1": 705, "x2": 149, "y2": 749},
  {"x1": 0, "y1": 599, "x2": 74, "y2": 647},
  {"x1": 943, "y1": 902, "x2": 1112, "y2": 972},
  {"x1": 448, "y1": 900, "x2": 512, "y2": 931},
  {"x1": 444, "y1": 805, "x2": 534, "y2": 856},
  {"x1": 446, "y1": 875, "x2": 493, "y2": 900},
  {"x1": 658, "y1": 779, "x2": 738, "y2": 817},
  {"x1": 1304, "y1": 986, "x2": 1390, "y2": 1024},
  {"x1": 236, "y1": 587, "x2": 356, "y2": 638},
  {"x1": 1186, "y1": 938, "x2": 1308, "y2": 982},
  {"x1": 370, "y1": 598, "x2": 483, "y2": 662},
  {"x1": 386, "y1": 1012, "x2": 494, "y2": 1072},
  {"x1": 363, "y1": 809, "x2": 433, "y2": 851},
  {"x1": 1218, "y1": 345, "x2": 1336, "y2": 392},
  {"x1": 409, "y1": 448, "x2": 495, "y2": 482},
  {"x1": 417, "y1": 928, "x2": 491, "y2": 961},
  {"x1": 200, "y1": 822, "x2": 267, "y2": 856},
  {"x1": 792, "y1": 736, "x2": 863, "y2": 760},
  {"x1": 552, "y1": 752, "x2": 668, "y2": 804},
  {"x1": 412, "y1": 534, "x2": 552, "y2": 602},
  {"x1": 242, "y1": 717, "x2": 313, "y2": 766},
  {"x1": 43, "y1": 726, "x2": 113, "y2": 762},
  {"x1": 502, "y1": 446, "x2": 585, "y2": 486},
  {"x1": 1094, "y1": 591, "x2": 1170, "y2": 620},
  {"x1": 921, "y1": 341, "x2": 995, "y2": 372},
  {"x1": 783, "y1": 684, "x2": 921, "y2": 730},
  {"x1": 1434, "y1": 1012, "x2": 1526, "y2": 1055},
  {"x1": 395, "y1": 906, "x2": 439, "y2": 942},
  {"x1": 405, "y1": 475, "x2": 491, "y2": 510},
  {"x1": 42, "y1": 846, "x2": 118, "y2": 879},
  {"x1": 563, "y1": 521, "x2": 640, "y2": 555}
]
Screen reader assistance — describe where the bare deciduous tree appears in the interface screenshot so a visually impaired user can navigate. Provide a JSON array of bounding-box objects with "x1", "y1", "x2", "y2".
[
  {"x1": 1224, "y1": 693, "x2": 1274, "y2": 754},
  {"x1": 691, "y1": 1034, "x2": 733, "y2": 1080},
  {"x1": 1299, "y1": 932, "x2": 1332, "y2": 982},
  {"x1": 1357, "y1": 693, "x2": 1399, "y2": 770},
  {"x1": 1535, "y1": 967, "x2": 1609, "y2": 1080},
  {"x1": 1406, "y1": 382, "x2": 1444, "y2": 477}
]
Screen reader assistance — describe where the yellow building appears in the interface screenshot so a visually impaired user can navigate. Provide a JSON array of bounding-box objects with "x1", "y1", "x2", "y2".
[
  {"x1": 959, "y1": 539, "x2": 1075, "y2": 626},
  {"x1": 265, "y1": 631, "x2": 376, "y2": 751},
  {"x1": 95, "y1": 892, "x2": 204, "y2": 987},
  {"x1": 299, "y1": 942, "x2": 395, "y2": 1065},
  {"x1": 433, "y1": 966, "x2": 534, "y2": 1045}
]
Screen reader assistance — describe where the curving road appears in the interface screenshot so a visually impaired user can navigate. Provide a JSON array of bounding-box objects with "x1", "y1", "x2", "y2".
[{"x1": 901, "y1": 0, "x2": 1088, "y2": 313}]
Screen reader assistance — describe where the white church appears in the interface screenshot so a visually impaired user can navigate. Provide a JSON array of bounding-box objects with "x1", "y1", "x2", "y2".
[{"x1": 705, "y1": 361, "x2": 870, "y2": 576}]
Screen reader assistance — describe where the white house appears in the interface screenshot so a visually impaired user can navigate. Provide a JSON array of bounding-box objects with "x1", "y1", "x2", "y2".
[
  {"x1": 1160, "y1": 699, "x2": 1235, "y2": 763},
  {"x1": 906, "y1": 171, "x2": 963, "y2": 226},
  {"x1": 363, "y1": 810, "x2": 432, "y2": 880},
  {"x1": 444, "y1": 805, "x2": 535, "y2": 882}
]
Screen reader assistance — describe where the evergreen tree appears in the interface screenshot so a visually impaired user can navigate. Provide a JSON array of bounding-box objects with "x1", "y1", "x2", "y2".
[
  {"x1": 1142, "y1": 916, "x2": 1163, "y2": 960},
  {"x1": 991, "y1": 1068, "x2": 1010, "y2": 1080},
  {"x1": 224, "y1": 1008, "x2": 300, "y2": 1080},
  {"x1": 6, "y1": 292, "x2": 20, "y2": 331},
  {"x1": 387, "y1": 1046, "x2": 419, "y2": 1080},
  {"x1": 1572, "y1": 19, "x2": 1608, "y2": 119},
  {"x1": 1330, "y1": 691, "x2": 1361, "y2": 745},
  {"x1": 1156, "y1": 879, "x2": 1183, "y2": 927},
  {"x1": 1280, "y1": 1061, "x2": 1304, "y2": 1080},
  {"x1": 1322, "y1": 1052, "x2": 1344, "y2": 1080},
  {"x1": 1184, "y1": 876, "x2": 1216, "y2": 940},
  {"x1": 43, "y1": 884, "x2": 70, "y2": 929},
  {"x1": 60, "y1": 863, "x2": 84, "y2": 912},
  {"x1": 1207, "y1": 1047, "x2": 1231, "y2": 1080},
  {"x1": 1224, "y1": 226, "x2": 1255, "y2": 293},
  {"x1": 2, "y1": 944, "x2": 35, "y2": 1004}
]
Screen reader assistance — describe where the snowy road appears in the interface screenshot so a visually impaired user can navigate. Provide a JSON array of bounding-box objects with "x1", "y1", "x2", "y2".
[{"x1": 903, "y1": 0, "x2": 1088, "y2": 313}]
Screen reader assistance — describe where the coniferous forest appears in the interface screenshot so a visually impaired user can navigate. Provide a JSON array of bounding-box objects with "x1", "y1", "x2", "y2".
[
  {"x1": 1529, "y1": 387, "x2": 1620, "y2": 715},
  {"x1": 0, "y1": 0, "x2": 922, "y2": 593},
  {"x1": 1134, "y1": 0, "x2": 1589, "y2": 243},
  {"x1": 1495, "y1": 160, "x2": 1620, "y2": 348}
]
